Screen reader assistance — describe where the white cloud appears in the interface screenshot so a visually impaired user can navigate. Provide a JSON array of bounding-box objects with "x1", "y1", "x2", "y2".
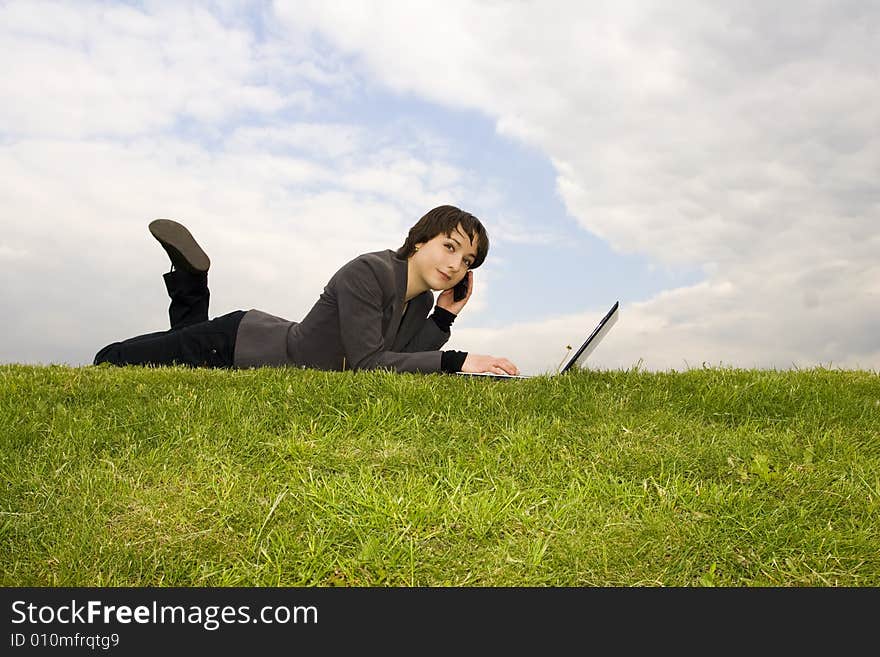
[
  {"x1": 226, "y1": 123, "x2": 367, "y2": 159},
  {"x1": 0, "y1": 1, "x2": 327, "y2": 138}
]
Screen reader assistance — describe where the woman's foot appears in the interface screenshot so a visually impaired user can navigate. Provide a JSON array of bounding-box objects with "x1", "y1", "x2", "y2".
[{"x1": 148, "y1": 219, "x2": 211, "y2": 274}]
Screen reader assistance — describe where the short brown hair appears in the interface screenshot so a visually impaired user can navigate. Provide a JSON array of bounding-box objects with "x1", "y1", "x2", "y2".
[{"x1": 396, "y1": 205, "x2": 489, "y2": 268}]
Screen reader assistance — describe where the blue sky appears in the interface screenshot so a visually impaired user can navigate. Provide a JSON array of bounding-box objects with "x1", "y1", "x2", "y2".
[{"x1": 1, "y1": 1, "x2": 878, "y2": 373}]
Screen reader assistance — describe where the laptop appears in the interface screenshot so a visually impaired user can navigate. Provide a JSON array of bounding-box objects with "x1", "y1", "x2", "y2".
[{"x1": 455, "y1": 301, "x2": 619, "y2": 379}]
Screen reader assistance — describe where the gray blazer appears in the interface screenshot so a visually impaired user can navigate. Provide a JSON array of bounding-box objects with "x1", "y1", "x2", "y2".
[{"x1": 233, "y1": 249, "x2": 450, "y2": 373}]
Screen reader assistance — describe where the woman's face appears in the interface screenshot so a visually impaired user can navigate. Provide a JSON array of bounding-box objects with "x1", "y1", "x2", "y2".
[{"x1": 414, "y1": 223, "x2": 478, "y2": 291}]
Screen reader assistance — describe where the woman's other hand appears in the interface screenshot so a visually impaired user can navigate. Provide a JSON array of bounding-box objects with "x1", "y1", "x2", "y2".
[{"x1": 461, "y1": 353, "x2": 520, "y2": 376}]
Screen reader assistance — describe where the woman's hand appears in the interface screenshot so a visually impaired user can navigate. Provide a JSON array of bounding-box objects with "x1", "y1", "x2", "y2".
[
  {"x1": 436, "y1": 270, "x2": 473, "y2": 315},
  {"x1": 461, "y1": 353, "x2": 520, "y2": 376}
]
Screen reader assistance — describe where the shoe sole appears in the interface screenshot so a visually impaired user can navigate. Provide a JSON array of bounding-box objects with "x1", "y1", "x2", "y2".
[{"x1": 148, "y1": 219, "x2": 210, "y2": 273}]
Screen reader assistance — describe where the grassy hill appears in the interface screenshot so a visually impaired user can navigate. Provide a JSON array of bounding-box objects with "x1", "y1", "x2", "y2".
[{"x1": 1, "y1": 363, "x2": 877, "y2": 586}]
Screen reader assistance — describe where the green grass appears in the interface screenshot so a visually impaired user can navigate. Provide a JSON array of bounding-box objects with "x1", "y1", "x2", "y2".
[{"x1": 1, "y1": 363, "x2": 878, "y2": 586}]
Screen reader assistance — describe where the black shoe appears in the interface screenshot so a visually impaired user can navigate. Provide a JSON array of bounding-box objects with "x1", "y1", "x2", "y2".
[{"x1": 148, "y1": 219, "x2": 210, "y2": 274}]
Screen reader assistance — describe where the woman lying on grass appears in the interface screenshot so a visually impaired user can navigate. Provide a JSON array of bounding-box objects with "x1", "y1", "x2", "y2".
[{"x1": 94, "y1": 205, "x2": 520, "y2": 376}]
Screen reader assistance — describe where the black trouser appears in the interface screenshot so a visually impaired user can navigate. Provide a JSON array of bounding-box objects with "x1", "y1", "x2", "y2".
[{"x1": 93, "y1": 270, "x2": 245, "y2": 369}]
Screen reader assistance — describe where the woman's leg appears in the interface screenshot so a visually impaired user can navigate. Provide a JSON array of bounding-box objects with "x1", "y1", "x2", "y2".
[
  {"x1": 164, "y1": 268, "x2": 210, "y2": 329},
  {"x1": 93, "y1": 310, "x2": 246, "y2": 368},
  {"x1": 150, "y1": 218, "x2": 212, "y2": 329},
  {"x1": 93, "y1": 218, "x2": 226, "y2": 366},
  {"x1": 91, "y1": 268, "x2": 210, "y2": 359}
]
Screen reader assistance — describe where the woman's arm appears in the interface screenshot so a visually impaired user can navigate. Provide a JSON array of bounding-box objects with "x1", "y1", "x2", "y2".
[
  {"x1": 399, "y1": 299, "x2": 453, "y2": 352},
  {"x1": 335, "y1": 260, "x2": 443, "y2": 373}
]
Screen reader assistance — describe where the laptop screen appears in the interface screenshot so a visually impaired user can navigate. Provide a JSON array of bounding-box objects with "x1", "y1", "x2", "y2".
[{"x1": 561, "y1": 301, "x2": 619, "y2": 373}]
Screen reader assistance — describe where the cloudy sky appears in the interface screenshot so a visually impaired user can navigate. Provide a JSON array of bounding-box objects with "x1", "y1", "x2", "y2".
[{"x1": 2, "y1": 0, "x2": 878, "y2": 374}]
